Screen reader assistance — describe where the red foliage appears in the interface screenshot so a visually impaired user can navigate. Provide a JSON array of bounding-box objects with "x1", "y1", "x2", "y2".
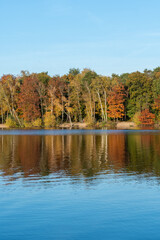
[
  {"x1": 107, "y1": 83, "x2": 126, "y2": 120},
  {"x1": 18, "y1": 75, "x2": 40, "y2": 122},
  {"x1": 139, "y1": 109, "x2": 155, "y2": 125}
]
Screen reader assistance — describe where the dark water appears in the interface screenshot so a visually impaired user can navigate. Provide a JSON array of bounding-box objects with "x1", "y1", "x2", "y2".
[{"x1": 1, "y1": 129, "x2": 160, "y2": 240}]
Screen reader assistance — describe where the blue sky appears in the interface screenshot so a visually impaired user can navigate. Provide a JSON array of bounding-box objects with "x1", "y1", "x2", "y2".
[{"x1": 0, "y1": 0, "x2": 160, "y2": 76}]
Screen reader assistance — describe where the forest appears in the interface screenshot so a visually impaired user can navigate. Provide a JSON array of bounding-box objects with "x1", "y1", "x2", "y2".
[{"x1": 0, "y1": 67, "x2": 160, "y2": 128}]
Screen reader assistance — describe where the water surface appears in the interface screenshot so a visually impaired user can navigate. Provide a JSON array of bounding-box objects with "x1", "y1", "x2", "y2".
[{"x1": 0, "y1": 130, "x2": 160, "y2": 239}]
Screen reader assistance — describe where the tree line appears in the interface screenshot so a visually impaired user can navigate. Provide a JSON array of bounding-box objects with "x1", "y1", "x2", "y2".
[{"x1": 0, "y1": 67, "x2": 160, "y2": 127}]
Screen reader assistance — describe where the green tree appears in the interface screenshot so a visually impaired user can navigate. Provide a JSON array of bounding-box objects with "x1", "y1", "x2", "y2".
[
  {"x1": 69, "y1": 68, "x2": 80, "y2": 76},
  {"x1": 126, "y1": 72, "x2": 153, "y2": 118}
]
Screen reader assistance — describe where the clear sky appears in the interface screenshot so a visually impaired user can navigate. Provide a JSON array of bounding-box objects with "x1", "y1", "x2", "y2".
[{"x1": 0, "y1": 0, "x2": 160, "y2": 77}]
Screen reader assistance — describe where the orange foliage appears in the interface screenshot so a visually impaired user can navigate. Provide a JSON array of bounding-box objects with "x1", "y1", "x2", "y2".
[
  {"x1": 139, "y1": 109, "x2": 155, "y2": 125},
  {"x1": 155, "y1": 72, "x2": 160, "y2": 79},
  {"x1": 153, "y1": 96, "x2": 160, "y2": 112},
  {"x1": 18, "y1": 75, "x2": 40, "y2": 122},
  {"x1": 108, "y1": 83, "x2": 126, "y2": 119}
]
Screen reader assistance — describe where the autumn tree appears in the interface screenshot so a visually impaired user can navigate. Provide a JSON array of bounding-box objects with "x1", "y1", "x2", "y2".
[
  {"x1": 81, "y1": 69, "x2": 98, "y2": 123},
  {"x1": 0, "y1": 74, "x2": 21, "y2": 126},
  {"x1": 108, "y1": 83, "x2": 126, "y2": 120},
  {"x1": 47, "y1": 76, "x2": 63, "y2": 120},
  {"x1": 153, "y1": 96, "x2": 160, "y2": 112},
  {"x1": 68, "y1": 73, "x2": 83, "y2": 122},
  {"x1": 139, "y1": 109, "x2": 155, "y2": 125},
  {"x1": 36, "y1": 72, "x2": 51, "y2": 119},
  {"x1": 91, "y1": 76, "x2": 111, "y2": 122},
  {"x1": 18, "y1": 75, "x2": 40, "y2": 122},
  {"x1": 0, "y1": 84, "x2": 7, "y2": 124}
]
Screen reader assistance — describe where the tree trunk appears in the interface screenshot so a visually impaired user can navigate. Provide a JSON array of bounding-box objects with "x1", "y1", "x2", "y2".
[
  {"x1": 1, "y1": 105, "x2": 3, "y2": 124},
  {"x1": 86, "y1": 85, "x2": 93, "y2": 121},
  {"x1": 104, "y1": 90, "x2": 107, "y2": 122},
  {"x1": 12, "y1": 108, "x2": 23, "y2": 127},
  {"x1": 77, "y1": 93, "x2": 82, "y2": 122},
  {"x1": 97, "y1": 91, "x2": 105, "y2": 121},
  {"x1": 51, "y1": 97, "x2": 53, "y2": 115}
]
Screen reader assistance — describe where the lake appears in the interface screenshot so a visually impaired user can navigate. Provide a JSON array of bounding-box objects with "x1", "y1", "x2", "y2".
[{"x1": 0, "y1": 129, "x2": 160, "y2": 240}]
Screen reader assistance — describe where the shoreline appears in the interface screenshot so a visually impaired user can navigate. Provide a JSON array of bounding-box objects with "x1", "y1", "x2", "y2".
[
  {"x1": 116, "y1": 122, "x2": 136, "y2": 129},
  {"x1": 1, "y1": 121, "x2": 159, "y2": 130},
  {"x1": 0, "y1": 121, "x2": 138, "y2": 130},
  {"x1": 0, "y1": 124, "x2": 8, "y2": 129}
]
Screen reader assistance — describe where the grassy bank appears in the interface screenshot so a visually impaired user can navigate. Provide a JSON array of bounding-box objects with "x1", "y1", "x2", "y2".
[{"x1": 0, "y1": 121, "x2": 138, "y2": 130}]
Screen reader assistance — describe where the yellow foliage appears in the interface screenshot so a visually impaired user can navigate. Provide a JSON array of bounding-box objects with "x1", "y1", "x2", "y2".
[
  {"x1": 132, "y1": 112, "x2": 141, "y2": 126},
  {"x1": 44, "y1": 112, "x2": 56, "y2": 127},
  {"x1": 32, "y1": 118, "x2": 42, "y2": 127},
  {"x1": 24, "y1": 121, "x2": 33, "y2": 128},
  {"x1": 5, "y1": 117, "x2": 17, "y2": 128}
]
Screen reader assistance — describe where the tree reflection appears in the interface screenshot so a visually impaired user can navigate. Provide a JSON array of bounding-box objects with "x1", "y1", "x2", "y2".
[{"x1": 0, "y1": 133, "x2": 160, "y2": 180}]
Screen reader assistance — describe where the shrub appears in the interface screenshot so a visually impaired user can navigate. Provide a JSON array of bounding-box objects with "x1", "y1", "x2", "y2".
[
  {"x1": 132, "y1": 112, "x2": 141, "y2": 126},
  {"x1": 5, "y1": 117, "x2": 17, "y2": 128},
  {"x1": 32, "y1": 118, "x2": 42, "y2": 127},
  {"x1": 23, "y1": 121, "x2": 33, "y2": 128},
  {"x1": 44, "y1": 112, "x2": 56, "y2": 127}
]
